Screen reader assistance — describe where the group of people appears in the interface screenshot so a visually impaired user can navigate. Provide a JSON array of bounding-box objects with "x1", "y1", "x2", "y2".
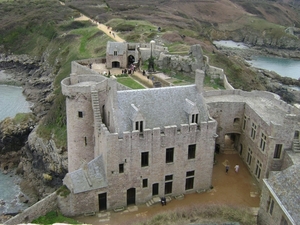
[{"x1": 225, "y1": 164, "x2": 239, "y2": 173}]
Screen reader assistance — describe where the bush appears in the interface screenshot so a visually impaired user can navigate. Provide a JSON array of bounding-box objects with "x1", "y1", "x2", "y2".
[
  {"x1": 32, "y1": 210, "x2": 79, "y2": 224},
  {"x1": 56, "y1": 185, "x2": 71, "y2": 198}
]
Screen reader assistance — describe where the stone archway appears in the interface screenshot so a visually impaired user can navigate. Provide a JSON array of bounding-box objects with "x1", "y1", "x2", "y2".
[
  {"x1": 223, "y1": 133, "x2": 240, "y2": 154},
  {"x1": 128, "y1": 55, "x2": 135, "y2": 66}
]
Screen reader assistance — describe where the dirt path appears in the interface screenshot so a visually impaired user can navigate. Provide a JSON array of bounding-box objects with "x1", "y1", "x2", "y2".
[
  {"x1": 74, "y1": 153, "x2": 260, "y2": 225},
  {"x1": 74, "y1": 15, "x2": 125, "y2": 42}
]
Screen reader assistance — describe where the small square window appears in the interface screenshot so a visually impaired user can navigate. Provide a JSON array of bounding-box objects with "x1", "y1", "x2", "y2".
[
  {"x1": 142, "y1": 179, "x2": 148, "y2": 188},
  {"x1": 78, "y1": 111, "x2": 83, "y2": 118},
  {"x1": 165, "y1": 175, "x2": 173, "y2": 181},
  {"x1": 186, "y1": 171, "x2": 195, "y2": 177}
]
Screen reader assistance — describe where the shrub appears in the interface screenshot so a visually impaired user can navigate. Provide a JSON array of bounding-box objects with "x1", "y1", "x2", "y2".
[{"x1": 56, "y1": 185, "x2": 71, "y2": 198}]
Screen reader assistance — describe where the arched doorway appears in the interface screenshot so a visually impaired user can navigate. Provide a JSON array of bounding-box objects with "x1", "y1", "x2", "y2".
[
  {"x1": 128, "y1": 55, "x2": 135, "y2": 66},
  {"x1": 223, "y1": 133, "x2": 240, "y2": 153},
  {"x1": 112, "y1": 61, "x2": 120, "y2": 68},
  {"x1": 127, "y1": 188, "x2": 136, "y2": 205}
]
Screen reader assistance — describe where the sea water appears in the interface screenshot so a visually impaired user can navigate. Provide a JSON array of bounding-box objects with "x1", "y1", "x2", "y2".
[
  {"x1": 0, "y1": 172, "x2": 27, "y2": 215},
  {"x1": 0, "y1": 74, "x2": 32, "y2": 215},
  {"x1": 214, "y1": 40, "x2": 300, "y2": 80},
  {"x1": 0, "y1": 85, "x2": 32, "y2": 121},
  {"x1": 247, "y1": 56, "x2": 300, "y2": 80}
]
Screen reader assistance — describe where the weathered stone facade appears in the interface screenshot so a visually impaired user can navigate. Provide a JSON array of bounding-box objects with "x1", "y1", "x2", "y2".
[{"x1": 59, "y1": 43, "x2": 300, "y2": 222}]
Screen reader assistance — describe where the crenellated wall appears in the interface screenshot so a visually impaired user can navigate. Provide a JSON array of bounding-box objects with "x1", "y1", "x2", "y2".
[{"x1": 95, "y1": 121, "x2": 217, "y2": 209}]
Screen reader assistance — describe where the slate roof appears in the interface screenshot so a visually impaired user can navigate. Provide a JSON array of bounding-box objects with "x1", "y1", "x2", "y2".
[
  {"x1": 116, "y1": 85, "x2": 209, "y2": 136},
  {"x1": 266, "y1": 164, "x2": 300, "y2": 224},
  {"x1": 67, "y1": 155, "x2": 107, "y2": 194},
  {"x1": 107, "y1": 41, "x2": 126, "y2": 55}
]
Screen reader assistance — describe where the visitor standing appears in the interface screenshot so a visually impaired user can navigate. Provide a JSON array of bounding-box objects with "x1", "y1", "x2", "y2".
[{"x1": 234, "y1": 164, "x2": 239, "y2": 173}]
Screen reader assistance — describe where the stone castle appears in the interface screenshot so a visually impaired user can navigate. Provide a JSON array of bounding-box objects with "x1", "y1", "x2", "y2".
[{"x1": 57, "y1": 42, "x2": 300, "y2": 225}]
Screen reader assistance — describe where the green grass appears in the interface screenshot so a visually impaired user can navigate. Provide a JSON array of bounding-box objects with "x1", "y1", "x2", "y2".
[
  {"x1": 32, "y1": 211, "x2": 79, "y2": 224},
  {"x1": 13, "y1": 113, "x2": 36, "y2": 124},
  {"x1": 117, "y1": 77, "x2": 145, "y2": 89},
  {"x1": 56, "y1": 185, "x2": 71, "y2": 198},
  {"x1": 204, "y1": 76, "x2": 225, "y2": 90}
]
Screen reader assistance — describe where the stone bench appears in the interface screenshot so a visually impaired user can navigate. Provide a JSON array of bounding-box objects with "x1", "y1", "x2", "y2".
[
  {"x1": 113, "y1": 206, "x2": 126, "y2": 212},
  {"x1": 84, "y1": 211, "x2": 96, "y2": 216}
]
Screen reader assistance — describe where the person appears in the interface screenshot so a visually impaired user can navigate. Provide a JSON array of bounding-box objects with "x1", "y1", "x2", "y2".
[
  {"x1": 234, "y1": 164, "x2": 239, "y2": 173},
  {"x1": 161, "y1": 197, "x2": 166, "y2": 206},
  {"x1": 225, "y1": 165, "x2": 229, "y2": 174},
  {"x1": 142, "y1": 70, "x2": 146, "y2": 76}
]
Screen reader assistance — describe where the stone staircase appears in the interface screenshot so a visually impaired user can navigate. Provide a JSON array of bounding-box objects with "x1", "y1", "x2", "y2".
[
  {"x1": 293, "y1": 139, "x2": 300, "y2": 153},
  {"x1": 91, "y1": 91, "x2": 102, "y2": 133},
  {"x1": 146, "y1": 196, "x2": 172, "y2": 207}
]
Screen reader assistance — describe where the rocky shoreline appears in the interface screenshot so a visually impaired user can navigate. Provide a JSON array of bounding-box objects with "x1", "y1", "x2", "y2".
[
  {"x1": 0, "y1": 54, "x2": 67, "y2": 222},
  {"x1": 214, "y1": 45, "x2": 300, "y2": 104}
]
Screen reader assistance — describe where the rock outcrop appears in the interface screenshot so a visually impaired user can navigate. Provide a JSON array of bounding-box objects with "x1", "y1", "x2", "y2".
[
  {"x1": 19, "y1": 128, "x2": 68, "y2": 202},
  {"x1": 156, "y1": 44, "x2": 205, "y2": 75},
  {"x1": 0, "y1": 116, "x2": 35, "y2": 171}
]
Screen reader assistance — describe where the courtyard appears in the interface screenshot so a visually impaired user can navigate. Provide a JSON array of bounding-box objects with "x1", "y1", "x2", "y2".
[{"x1": 74, "y1": 152, "x2": 260, "y2": 225}]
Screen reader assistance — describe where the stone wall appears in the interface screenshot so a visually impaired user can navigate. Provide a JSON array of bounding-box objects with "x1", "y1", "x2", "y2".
[{"x1": 4, "y1": 192, "x2": 57, "y2": 225}]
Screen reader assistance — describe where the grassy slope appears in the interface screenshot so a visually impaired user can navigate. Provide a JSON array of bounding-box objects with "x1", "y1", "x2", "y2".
[{"x1": 1, "y1": 0, "x2": 300, "y2": 146}]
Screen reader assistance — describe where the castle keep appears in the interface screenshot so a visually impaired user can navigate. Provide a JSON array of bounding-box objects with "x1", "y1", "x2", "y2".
[{"x1": 59, "y1": 42, "x2": 300, "y2": 225}]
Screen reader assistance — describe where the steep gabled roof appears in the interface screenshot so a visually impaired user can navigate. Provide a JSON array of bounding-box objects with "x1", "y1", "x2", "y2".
[
  {"x1": 107, "y1": 41, "x2": 126, "y2": 55},
  {"x1": 116, "y1": 84, "x2": 209, "y2": 136}
]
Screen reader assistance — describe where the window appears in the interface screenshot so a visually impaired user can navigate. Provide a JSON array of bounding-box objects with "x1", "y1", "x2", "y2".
[
  {"x1": 188, "y1": 144, "x2": 196, "y2": 159},
  {"x1": 185, "y1": 170, "x2": 195, "y2": 190},
  {"x1": 260, "y1": 133, "x2": 267, "y2": 152},
  {"x1": 267, "y1": 196, "x2": 274, "y2": 215},
  {"x1": 166, "y1": 148, "x2": 174, "y2": 163},
  {"x1": 243, "y1": 115, "x2": 247, "y2": 130},
  {"x1": 114, "y1": 51, "x2": 117, "y2": 56},
  {"x1": 251, "y1": 122, "x2": 257, "y2": 140},
  {"x1": 165, "y1": 175, "x2": 173, "y2": 181},
  {"x1": 119, "y1": 164, "x2": 124, "y2": 173},
  {"x1": 247, "y1": 148, "x2": 252, "y2": 166},
  {"x1": 255, "y1": 159, "x2": 262, "y2": 179},
  {"x1": 135, "y1": 121, "x2": 144, "y2": 132},
  {"x1": 233, "y1": 118, "x2": 240, "y2": 125},
  {"x1": 274, "y1": 144, "x2": 282, "y2": 159},
  {"x1": 78, "y1": 111, "x2": 83, "y2": 118},
  {"x1": 191, "y1": 114, "x2": 198, "y2": 123},
  {"x1": 142, "y1": 179, "x2": 148, "y2": 188},
  {"x1": 84, "y1": 137, "x2": 87, "y2": 146},
  {"x1": 141, "y1": 152, "x2": 149, "y2": 167},
  {"x1": 164, "y1": 175, "x2": 173, "y2": 194}
]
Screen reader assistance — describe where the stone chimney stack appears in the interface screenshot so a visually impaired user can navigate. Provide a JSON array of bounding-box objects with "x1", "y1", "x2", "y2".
[{"x1": 195, "y1": 69, "x2": 205, "y2": 92}]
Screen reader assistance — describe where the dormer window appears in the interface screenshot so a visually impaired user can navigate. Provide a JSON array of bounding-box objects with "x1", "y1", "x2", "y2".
[
  {"x1": 135, "y1": 121, "x2": 144, "y2": 132},
  {"x1": 191, "y1": 114, "x2": 198, "y2": 124},
  {"x1": 184, "y1": 99, "x2": 199, "y2": 125},
  {"x1": 130, "y1": 104, "x2": 145, "y2": 133}
]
